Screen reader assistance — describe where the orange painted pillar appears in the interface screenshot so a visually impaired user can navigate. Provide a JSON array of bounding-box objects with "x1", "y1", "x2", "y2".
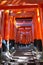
[
  {"x1": 33, "y1": 9, "x2": 38, "y2": 40},
  {"x1": 0, "y1": 11, "x2": 2, "y2": 61},
  {"x1": 4, "y1": 10, "x2": 10, "y2": 40},
  {"x1": 0, "y1": 10, "x2": 2, "y2": 48},
  {"x1": 34, "y1": 8, "x2": 42, "y2": 41},
  {"x1": 13, "y1": 17, "x2": 17, "y2": 41},
  {"x1": 9, "y1": 16, "x2": 14, "y2": 40},
  {"x1": 39, "y1": 7, "x2": 43, "y2": 46},
  {"x1": 4, "y1": 10, "x2": 10, "y2": 51},
  {"x1": 36, "y1": 8, "x2": 42, "y2": 40},
  {"x1": 1, "y1": 11, "x2": 5, "y2": 40}
]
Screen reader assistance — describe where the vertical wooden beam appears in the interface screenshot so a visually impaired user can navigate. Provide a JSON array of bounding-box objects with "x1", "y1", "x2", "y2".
[
  {"x1": 0, "y1": 10, "x2": 2, "y2": 63},
  {"x1": 33, "y1": 9, "x2": 38, "y2": 39},
  {"x1": 39, "y1": 8, "x2": 43, "y2": 46},
  {"x1": 36, "y1": 7, "x2": 42, "y2": 40},
  {"x1": 13, "y1": 17, "x2": 17, "y2": 41},
  {"x1": 4, "y1": 10, "x2": 10, "y2": 51},
  {"x1": 1, "y1": 11, "x2": 5, "y2": 40},
  {"x1": 0, "y1": 10, "x2": 2, "y2": 48},
  {"x1": 33, "y1": 7, "x2": 42, "y2": 41},
  {"x1": 4, "y1": 10, "x2": 10, "y2": 40}
]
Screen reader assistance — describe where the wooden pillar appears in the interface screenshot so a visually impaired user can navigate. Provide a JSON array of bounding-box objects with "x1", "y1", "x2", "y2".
[
  {"x1": 34, "y1": 7, "x2": 42, "y2": 40},
  {"x1": 1, "y1": 11, "x2": 5, "y2": 40},
  {"x1": 36, "y1": 8, "x2": 42, "y2": 40},
  {"x1": 4, "y1": 10, "x2": 10, "y2": 40},
  {"x1": 0, "y1": 10, "x2": 3, "y2": 48},
  {"x1": 39, "y1": 8, "x2": 43, "y2": 46},
  {"x1": 9, "y1": 16, "x2": 14, "y2": 40},
  {"x1": 0, "y1": 10, "x2": 3, "y2": 62},
  {"x1": 13, "y1": 17, "x2": 17, "y2": 41},
  {"x1": 33, "y1": 10, "x2": 38, "y2": 39},
  {"x1": 4, "y1": 10, "x2": 10, "y2": 51}
]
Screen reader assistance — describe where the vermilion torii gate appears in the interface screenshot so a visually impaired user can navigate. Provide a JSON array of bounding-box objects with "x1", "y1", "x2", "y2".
[{"x1": 0, "y1": 4, "x2": 43, "y2": 48}]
